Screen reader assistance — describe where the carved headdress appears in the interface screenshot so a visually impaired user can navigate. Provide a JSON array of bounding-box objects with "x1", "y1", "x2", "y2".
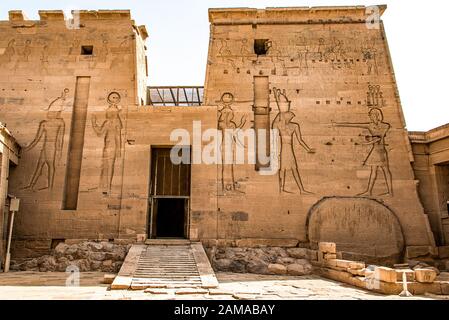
[
  {"x1": 273, "y1": 87, "x2": 291, "y2": 113},
  {"x1": 46, "y1": 88, "x2": 70, "y2": 112}
]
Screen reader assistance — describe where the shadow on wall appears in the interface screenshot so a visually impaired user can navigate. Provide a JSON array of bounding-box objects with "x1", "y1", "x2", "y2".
[{"x1": 306, "y1": 197, "x2": 405, "y2": 265}]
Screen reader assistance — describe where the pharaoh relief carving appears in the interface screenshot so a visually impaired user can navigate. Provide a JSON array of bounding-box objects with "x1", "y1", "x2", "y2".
[
  {"x1": 217, "y1": 92, "x2": 247, "y2": 194},
  {"x1": 333, "y1": 106, "x2": 393, "y2": 197},
  {"x1": 22, "y1": 89, "x2": 70, "y2": 191},
  {"x1": 272, "y1": 88, "x2": 315, "y2": 194},
  {"x1": 0, "y1": 39, "x2": 16, "y2": 67},
  {"x1": 92, "y1": 92, "x2": 123, "y2": 195}
]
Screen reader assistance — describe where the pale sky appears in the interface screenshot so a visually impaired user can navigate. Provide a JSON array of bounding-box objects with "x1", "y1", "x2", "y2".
[{"x1": 0, "y1": 0, "x2": 447, "y2": 131}]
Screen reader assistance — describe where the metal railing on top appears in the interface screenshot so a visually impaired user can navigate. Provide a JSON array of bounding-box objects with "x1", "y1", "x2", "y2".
[{"x1": 147, "y1": 86, "x2": 204, "y2": 106}]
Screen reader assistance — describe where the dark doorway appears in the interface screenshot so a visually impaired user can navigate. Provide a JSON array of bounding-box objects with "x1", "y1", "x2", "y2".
[
  {"x1": 148, "y1": 147, "x2": 191, "y2": 239},
  {"x1": 154, "y1": 198, "x2": 186, "y2": 238}
]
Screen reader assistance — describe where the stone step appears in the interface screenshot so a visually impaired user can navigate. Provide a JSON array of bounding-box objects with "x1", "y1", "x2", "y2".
[
  {"x1": 145, "y1": 239, "x2": 191, "y2": 245},
  {"x1": 111, "y1": 242, "x2": 218, "y2": 290}
]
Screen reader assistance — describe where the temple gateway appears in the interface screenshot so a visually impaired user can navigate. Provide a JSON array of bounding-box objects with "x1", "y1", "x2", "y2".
[{"x1": 0, "y1": 6, "x2": 448, "y2": 293}]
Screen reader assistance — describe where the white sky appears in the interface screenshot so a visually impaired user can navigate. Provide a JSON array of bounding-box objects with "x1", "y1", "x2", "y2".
[{"x1": 0, "y1": 0, "x2": 447, "y2": 131}]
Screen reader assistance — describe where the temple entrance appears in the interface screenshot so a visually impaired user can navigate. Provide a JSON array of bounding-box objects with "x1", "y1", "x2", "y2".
[{"x1": 148, "y1": 147, "x2": 191, "y2": 239}]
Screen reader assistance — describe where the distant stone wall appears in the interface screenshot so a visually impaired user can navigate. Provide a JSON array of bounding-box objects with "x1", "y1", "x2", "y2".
[{"x1": 11, "y1": 241, "x2": 131, "y2": 272}]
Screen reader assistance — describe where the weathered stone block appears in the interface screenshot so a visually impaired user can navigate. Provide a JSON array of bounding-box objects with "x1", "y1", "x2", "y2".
[
  {"x1": 286, "y1": 248, "x2": 308, "y2": 259},
  {"x1": 348, "y1": 261, "x2": 365, "y2": 270},
  {"x1": 277, "y1": 257, "x2": 296, "y2": 265},
  {"x1": 335, "y1": 259, "x2": 352, "y2": 269},
  {"x1": 318, "y1": 242, "x2": 336, "y2": 254},
  {"x1": 324, "y1": 253, "x2": 337, "y2": 260},
  {"x1": 374, "y1": 267, "x2": 397, "y2": 283},
  {"x1": 405, "y1": 246, "x2": 431, "y2": 259},
  {"x1": 287, "y1": 261, "x2": 312, "y2": 276},
  {"x1": 268, "y1": 263, "x2": 287, "y2": 275},
  {"x1": 103, "y1": 274, "x2": 116, "y2": 284},
  {"x1": 246, "y1": 259, "x2": 268, "y2": 274},
  {"x1": 324, "y1": 259, "x2": 337, "y2": 267},
  {"x1": 395, "y1": 269, "x2": 415, "y2": 282},
  {"x1": 414, "y1": 269, "x2": 437, "y2": 283},
  {"x1": 89, "y1": 252, "x2": 106, "y2": 261},
  {"x1": 347, "y1": 268, "x2": 366, "y2": 276},
  {"x1": 439, "y1": 246, "x2": 449, "y2": 259}
]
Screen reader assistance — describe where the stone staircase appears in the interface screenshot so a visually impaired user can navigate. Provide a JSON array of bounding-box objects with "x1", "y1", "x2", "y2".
[{"x1": 111, "y1": 240, "x2": 218, "y2": 290}]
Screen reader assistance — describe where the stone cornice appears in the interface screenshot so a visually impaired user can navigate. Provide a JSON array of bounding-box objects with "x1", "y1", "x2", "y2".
[
  {"x1": 409, "y1": 123, "x2": 449, "y2": 144},
  {"x1": 209, "y1": 5, "x2": 387, "y2": 25},
  {"x1": 6, "y1": 9, "x2": 132, "y2": 22}
]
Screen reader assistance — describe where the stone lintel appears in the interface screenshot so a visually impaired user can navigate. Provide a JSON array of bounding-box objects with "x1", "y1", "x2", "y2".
[{"x1": 208, "y1": 5, "x2": 387, "y2": 24}]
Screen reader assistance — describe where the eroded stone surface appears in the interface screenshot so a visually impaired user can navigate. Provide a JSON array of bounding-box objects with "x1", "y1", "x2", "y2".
[{"x1": 11, "y1": 241, "x2": 131, "y2": 272}]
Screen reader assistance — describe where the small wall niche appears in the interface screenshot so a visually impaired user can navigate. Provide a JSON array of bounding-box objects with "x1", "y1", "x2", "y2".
[
  {"x1": 81, "y1": 45, "x2": 94, "y2": 55},
  {"x1": 254, "y1": 39, "x2": 268, "y2": 55}
]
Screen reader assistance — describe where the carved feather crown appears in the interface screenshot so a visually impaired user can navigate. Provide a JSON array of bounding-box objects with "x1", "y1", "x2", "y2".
[{"x1": 273, "y1": 87, "x2": 291, "y2": 113}]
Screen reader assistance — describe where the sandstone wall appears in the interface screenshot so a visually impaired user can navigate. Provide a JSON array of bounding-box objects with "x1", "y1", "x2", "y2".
[
  {"x1": 0, "y1": 7, "x2": 440, "y2": 264},
  {"x1": 0, "y1": 11, "x2": 147, "y2": 246},
  {"x1": 199, "y1": 7, "x2": 436, "y2": 260},
  {"x1": 410, "y1": 125, "x2": 449, "y2": 246}
]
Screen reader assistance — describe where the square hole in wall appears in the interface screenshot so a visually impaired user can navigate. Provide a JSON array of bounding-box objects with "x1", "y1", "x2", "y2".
[
  {"x1": 254, "y1": 39, "x2": 268, "y2": 55},
  {"x1": 81, "y1": 45, "x2": 94, "y2": 55}
]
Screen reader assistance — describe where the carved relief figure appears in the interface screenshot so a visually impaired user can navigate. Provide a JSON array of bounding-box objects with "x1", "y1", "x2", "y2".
[
  {"x1": 366, "y1": 85, "x2": 386, "y2": 108},
  {"x1": 69, "y1": 37, "x2": 80, "y2": 55},
  {"x1": 265, "y1": 40, "x2": 287, "y2": 75},
  {"x1": 272, "y1": 88, "x2": 315, "y2": 194},
  {"x1": 21, "y1": 39, "x2": 32, "y2": 62},
  {"x1": 40, "y1": 44, "x2": 49, "y2": 73},
  {"x1": 217, "y1": 92, "x2": 247, "y2": 193},
  {"x1": 0, "y1": 39, "x2": 15, "y2": 66},
  {"x1": 239, "y1": 39, "x2": 254, "y2": 64},
  {"x1": 334, "y1": 108, "x2": 393, "y2": 196},
  {"x1": 362, "y1": 40, "x2": 378, "y2": 75},
  {"x1": 22, "y1": 89, "x2": 69, "y2": 191},
  {"x1": 92, "y1": 92, "x2": 123, "y2": 194},
  {"x1": 96, "y1": 39, "x2": 109, "y2": 64},
  {"x1": 217, "y1": 39, "x2": 236, "y2": 70}
]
